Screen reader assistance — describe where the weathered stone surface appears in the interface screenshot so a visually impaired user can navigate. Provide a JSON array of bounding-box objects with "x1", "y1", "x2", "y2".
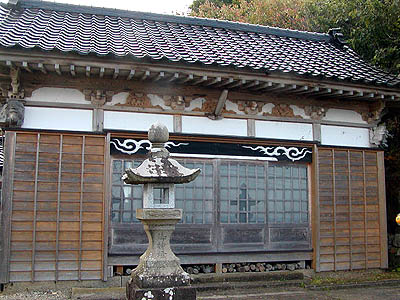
[
  {"x1": 126, "y1": 285, "x2": 196, "y2": 300},
  {"x1": 130, "y1": 210, "x2": 190, "y2": 289},
  {"x1": 136, "y1": 208, "x2": 182, "y2": 220}
]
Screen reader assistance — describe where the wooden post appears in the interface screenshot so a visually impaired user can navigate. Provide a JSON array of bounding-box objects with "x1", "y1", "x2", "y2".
[
  {"x1": 311, "y1": 144, "x2": 320, "y2": 272},
  {"x1": 103, "y1": 133, "x2": 111, "y2": 281},
  {"x1": 377, "y1": 151, "x2": 388, "y2": 269},
  {"x1": 0, "y1": 132, "x2": 16, "y2": 284}
]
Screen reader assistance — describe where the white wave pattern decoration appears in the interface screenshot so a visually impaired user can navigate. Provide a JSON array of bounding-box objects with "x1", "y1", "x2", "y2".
[
  {"x1": 242, "y1": 146, "x2": 312, "y2": 162},
  {"x1": 111, "y1": 139, "x2": 189, "y2": 155},
  {"x1": 110, "y1": 139, "x2": 152, "y2": 155},
  {"x1": 165, "y1": 142, "x2": 189, "y2": 148}
]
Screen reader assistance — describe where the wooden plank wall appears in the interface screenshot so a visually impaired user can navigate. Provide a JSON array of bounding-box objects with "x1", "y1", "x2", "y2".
[
  {"x1": 8, "y1": 132, "x2": 106, "y2": 282},
  {"x1": 317, "y1": 148, "x2": 387, "y2": 271}
]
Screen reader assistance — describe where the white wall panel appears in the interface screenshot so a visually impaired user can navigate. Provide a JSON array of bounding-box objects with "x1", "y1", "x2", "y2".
[
  {"x1": 323, "y1": 108, "x2": 367, "y2": 124},
  {"x1": 23, "y1": 107, "x2": 93, "y2": 131},
  {"x1": 182, "y1": 116, "x2": 247, "y2": 136},
  {"x1": 104, "y1": 111, "x2": 174, "y2": 132},
  {"x1": 321, "y1": 125, "x2": 370, "y2": 147},
  {"x1": 26, "y1": 88, "x2": 86, "y2": 104},
  {"x1": 255, "y1": 120, "x2": 313, "y2": 141}
]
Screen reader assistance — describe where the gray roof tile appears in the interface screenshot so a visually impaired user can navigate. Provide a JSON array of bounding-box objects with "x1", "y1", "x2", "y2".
[{"x1": 0, "y1": 0, "x2": 399, "y2": 87}]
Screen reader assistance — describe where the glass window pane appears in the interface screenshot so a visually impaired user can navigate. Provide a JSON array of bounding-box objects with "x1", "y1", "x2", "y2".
[
  {"x1": 285, "y1": 190, "x2": 291, "y2": 200},
  {"x1": 239, "y1": 200, "x2": 247, "y2": 211},
  {"x1": 257, "y1": 166, "x2": 265, "y2": 177},
  {"x1": 276, "y1": 201, "x2": 283, "y2": 212},
  {"x1": 124, "y1": 161, "x2": 133, "y2": 169},
  {"x1": 112, "y1": 199, "x2": 120, "y2": 210},
  {"x1": 123, "y1": 199, "x2": 131, "y2": 210},
  {"x1": 239, "y1": 213, "x2": 247, "y2": 223},
  {"x1": 112, "y1": 186, "x2": 121, "y2": 198},
  {"x1": 205, "y1": 188, "x2": 213, "y2": 199},
  {"x1": 112, "y1": 212, "x2": 120, "y2": 222},
  {"x1": 133, "y1": 186, "x2": 142, "y2": 199},
  {"x1": 293, "y1": 213, "x2": 300, "y2": 223},
  {"x1": 230, "y1": 200, "x2": 237, "y2": 211},
  {"x1": 249, "y1": 200, "x2": 256, "y2": 212},
  {"x1": 112, "y1": 173, "x2": 121, "y2": 184},
  {"x1": 221, "y1": 200, "x2": 228, "y2": 211},
  {"x1": 284, "y1": 201, "x2": 291, "y2": 211},
  {"x1": 176, "y1": 200, "x2": 184, "y2": 209},
  {"x1": 230, "y1": 213, "x2": 237, "y2": 223},
  {"x1": 284, "y1": 213, "x2": 291, "y2": 223},
  {"x1": 205, "y1": 200, "x2": 213, "y2": 212},
  {"x1": 284, "y1": 166, "x2": 291, "y2": 177},
  {"x1": 257, "y1": 200, "x2": 264, "y2": 211},
  {"x1": 220, "y1": 164, "x2": 228, "y2": 176},
  {"x1": 194, "y1": 213, "x2": 203, "y2": 224},
  {"x1": 294, "y1": 201, "x2": 300, "y2": 211},
  {"x1": 257, "y1": 213, "x2": 265, "y2": 223},
  {"x1": 249, "y1": 213, "x2": 256, "y2": 223},
  {"x1": 221, "y1": 188, "x2": 228, "y2": 200},
  {"x1": 205, "y1": 164, "x2": 213, "y2": 176},
  {"x1": 113, "y1": 160, "x2": 122, "y2": 172},
  {"x1": 185, "y1": 213, "x2": 193, "y2": 224},
  {"x1": 275, "y1": 190, "x2": 283, "y2": 200},
  {"x1": 257, "y1": 189, "x2": 265, "y2": 200},
  {"x1": 123, "y1": 186, "x2": 132, "y2": 198},
  {"x1": 176, "y1": 187, "x2": 184, "y2": 199},
  {"x1": 220, "y1": 213, "x2": 228, "y2": 223},
  {"x1": 221, "y1": 177, "x2": 228, "y2": 187},
  {"x1": 276, "y1": 213, "x2": 283, "y2": 223},
  {"x1": 205, "y1": 213, "x2": 212, "y2": 224},
  {"x1": 122, "y1": 212, "x2": 131, "y2": 222}
]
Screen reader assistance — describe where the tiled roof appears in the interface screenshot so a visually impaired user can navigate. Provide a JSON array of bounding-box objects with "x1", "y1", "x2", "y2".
[{"x1": 0, "y1": 0, "x2": 399, "y2": 88}]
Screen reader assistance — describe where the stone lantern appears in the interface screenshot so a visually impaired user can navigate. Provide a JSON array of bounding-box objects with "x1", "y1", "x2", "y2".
[{"x1": 123, "y1": 122, "x2": 200, "y2": 300}]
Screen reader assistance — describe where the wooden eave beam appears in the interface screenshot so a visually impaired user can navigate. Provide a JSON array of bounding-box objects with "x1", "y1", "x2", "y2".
[
  {"x1": 38, "y1": 63, "x2": 47, "y2": 74},
  {"x1": 2, "y1": 50, "x2": 400, "y2": 97},
  {"x1": 191, "y1": 75, "x2": 207, "y2": 85},
  {"x1": 127, "y1": 69, "x2": 135, "y2": 80},
  {"x1": 113, "y1": 68, "x2": 119, "y2": 79},
  {"x1": 204, "y1": 77, "x2": 221, "y2": 86},
  {"x1": 69, "y1": 65, "x2": 75, "y2": 76},
  {"x1": 214, "y1": 78, "x2": 234, "y2": 88},
  {"x1": 22, "y1": 61, "x2": 32, "y2": 73}
]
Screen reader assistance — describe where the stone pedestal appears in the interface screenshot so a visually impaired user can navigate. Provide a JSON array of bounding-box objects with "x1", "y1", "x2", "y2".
[{"x1": 126, "y1": 208, "x2": 196, "y2": 300}]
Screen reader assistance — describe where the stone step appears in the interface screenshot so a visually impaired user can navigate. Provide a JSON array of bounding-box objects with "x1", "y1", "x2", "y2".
[{"x1": 71, "y1": 278, "x2": 304, "y2": 299}]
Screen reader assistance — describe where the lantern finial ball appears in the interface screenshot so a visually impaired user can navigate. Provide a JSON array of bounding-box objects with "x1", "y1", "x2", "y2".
[{"x1": 148, "y1": 122, "x2": 169, "y2": 144}]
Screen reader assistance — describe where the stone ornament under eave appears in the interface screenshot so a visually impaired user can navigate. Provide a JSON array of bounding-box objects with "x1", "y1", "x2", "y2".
[{"x1": 123, "y1": 122, "x2": 199, "y2": 300}]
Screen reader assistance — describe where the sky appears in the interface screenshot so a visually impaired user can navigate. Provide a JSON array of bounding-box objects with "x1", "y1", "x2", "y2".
[{"x1": 0, "y1": 0, "x2": 195, "y2": 14}]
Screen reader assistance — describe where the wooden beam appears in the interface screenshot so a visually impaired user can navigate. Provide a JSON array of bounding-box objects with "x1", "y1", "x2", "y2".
[
  {"x1": 179, "y1": 74, "x2": 193, "y2": 83},
  {"x1": 251, "y1": 81, "x2": 273, "y2": 91},
  {"x1": 168, "y1": 72, "x2": 179, "y2": 82},
  {"x1": 113, "y1": 68, "x2": 119, "y2": 79},
  {"x1": 227, "y1": 79, "x2": 246, "y2": 89},
  {"x1": 86, "y1": 66, "x2": 91, "y2": 77},
  {"x1": 100, "y1": 67, "x2": 105, "y2": 78},
  {"x1": 141, "y1": 70, "x2": 150, "y2": 81},
  {"x1": 214, "y1": 89, "x2": 229, "y2": 117},
  {"x1": 191, "y1": 75, "x2": 207, "y2": 85},
  {"x1": 38, "y1": 63, "x2": 47, "y2": 74},
  {"x1": 204, "y1": 76, "x2": 221, "y2": 86},
  {"x1": 69, "y1": 65, "x2": 76, "y2": 77},
  {"x1": 5, "y1": 60, "x2": 13, "y2": 68},
  {"x1": 289, "y1": 86, "x2": 309, "y2": 94},
  {"x1": 241, "y1": 80, "x2": 259, "y2": 89},
  {"x1": 307, "y1": 88, "x2": 332, "y2": 97},
  {"x1": 296, "y1": 87, "x2": 319, "y2": 95},
  {"x1": 22, "y1": 61, "x2": 32, "y2": 73},
  {"x1": 264, "y1": 83, "x2": 285, "y2": 92},
  {"x1": 153, "y1": 71, "x2": 165, "y2": 82},
  {"x1": 127, "y1": 69, "x2": 135, "y2": 80},
  {"x1": 214, "y1": 78, "x2": 233, "y2": 88},
  {"x1": 55, "y1": 63, "x2": 61, "y2": 75}
]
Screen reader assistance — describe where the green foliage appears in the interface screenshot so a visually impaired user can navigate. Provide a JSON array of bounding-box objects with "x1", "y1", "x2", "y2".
[
  {"x1": 190, "y1": 0, "x2": 234, "y2": 14},
  {"x1": 304, "y1": 0, "x2": 400, "y2": 74},
  {"x1": 190, "y1": 0, "x2": 310, "y2": 30}
]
